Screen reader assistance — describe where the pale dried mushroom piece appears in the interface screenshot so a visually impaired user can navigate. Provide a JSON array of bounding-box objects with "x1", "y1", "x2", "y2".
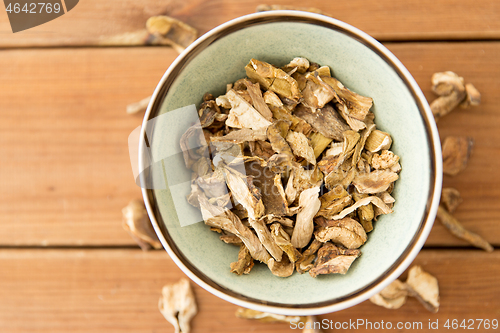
[
  {"x1": 314, "y1": 217, "x2": 367, "y2": 249},
  {"x1": 248, "y1": 218, "x2": 283, "y2": 262},
  {"x1": 369, "y1": 279, "x2": 408, "y2": 309},
  {"x1": 286, "y1": 130, "x2": 317, "y2": 165},
  {"x1": 440, "y1": 187, "x2": 462, "y2": 213},
  {"x1": 322, "y1": 76, "x2": 373, "y2": 121},
  {"x1": 267, "y1": 121, "x2": 294, "y2": 158},
  {"x1": 146, "y1": 15, "x2": 198, "y2": 53},
  {"x1": 263, "y1": 90, "x2": 284, "y2": 108},
  {"x1": 270, "y1": 223, "x2": 301, "y2": 262},
  {"x1": 282, "y1": 57, "x2": 310, "y2": 74},
  {"x1": 442, "y1": 136, "x2": 473, "y2": 176},
  {"x1": 460, "y1": 83, "x2": 481, "y2": 108},
  {"x1": 352, "y1": 170, "x2": 399, "y2": 194},
  {"x1": 225, "y1": 90, "x2": 273, "y2": 130},
  {"x1": 371, "y1": 150, "x2": 399, "y2": 170},
  {"x1": 122, "y1": 199, "x2": 162, "y2": 251},
  {"x1": 436, "y1": 205, "x2": 493, "y2": 252},
  {"x1": 365, "y1": 130, "x2": 392, "y2": 153},
  {"x1": 309, "y1": 242, "x2": 361, "y2": 277},
  {"x1": 430, "y1": 71, "x2": 466, "y2": 120},
  {"x1": 230, "y1": 244, "x2": 255, "y2": 275},
  {"x1": 267, "y1": 253, "x2": 295, "y2": 277},
  {"x1": 158, "y1": 278, "x2": 197, "y2": 333},
  {"x1": 223, "y1": 166, "x2": 265, "y2": 220},
  {"x1": 245, "y1": 59, "x2": 302, "y2": 102},
  {"x1": 405, "y1": 265, "x2": 440, "y2": 313},
  {"x1": 210, "y1": 127, "x2": 268, "y2": 143},
  {"x1": 301, "y1": 73, "x2": 336, "y2": 109},
  {"x1": 235, "y1": 307, "x2": 305, "y2": 323},
  {"x1": 291, "y1": 186, "x2": 322, "y2": 248},
  {"x1": 126, "y1": 95, "x2": 151, "y2": 114},
  {"x1": 329, "y1": 196, "x2": 393, "y2": 220}
]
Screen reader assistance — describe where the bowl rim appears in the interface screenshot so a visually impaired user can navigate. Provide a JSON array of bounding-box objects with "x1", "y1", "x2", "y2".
[{"x1": 139, "y1": 10, "x2": 443, "y2": 315}]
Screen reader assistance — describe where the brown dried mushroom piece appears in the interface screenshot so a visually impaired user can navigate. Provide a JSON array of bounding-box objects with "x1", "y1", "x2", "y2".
[
  {"x1": 235, "y1": 307, "x2": 305, "y2": 324},
  {"x1": 460, "y1": 83, "x2": 481, "y2": 108},
  {"x1": 314, "y1": 217, "x2": 368, "y2": 249},
  {"x1": 301, "y1": 73, "x2": 336, "y2": 109},
  {"x1": 243, "y1": 79, "x2": 274, "y2": 121},
  {"x1": 270, "y1": 223, "x2": 301, "y2": 262},
  {"x1": 405, "y1": 265, "x2": 440, "y2": 313},
  {"x1": 329, "y1": 196, "x2": 393, "y2": 220},
  {"x1": 322, "y1": 76, "x2": 373, "y2": 121},
  {"x1": 294, "y1": 104, "x2": 350, "y2": 141},
  {"x1": 158, "y1": 278, "x2": 197, "y2": 333},
  {"x1": 442, "y1": 136, "x2": 473, "y2": 176},
  {"x1": 296, "y1": 239, "x2": 323, "y2": 274},
  {"x1": 369, "y1": 279, "x2": 409, "y2": 309},
  {"x1": 440, "y1": 187, "x2": 462, "y2": 213},
  {"x1": 223, "y1": 166, "x2": 265, "y2": 220},
  {"x1": 436, "y1": 205, "x2": 493, "y2": 252},
  {"x1": 122, "y1": 199, "x2": 162, "y2": 251},
  {"x1": 230, "y1": 244, "x2": 255, "y2": 275},
  {"x1": 309, "y1": 242, "x2": 361, "y2": 277},
  {"x1": 286, "y1": 130, "x2": 317, "y2": 165},
  {"x1": 267, "y1": 253, "x2": 295, "y2": 277}
]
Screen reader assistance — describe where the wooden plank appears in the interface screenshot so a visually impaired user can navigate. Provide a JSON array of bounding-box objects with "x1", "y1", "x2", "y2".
[
  {"x1": 0, "y1": 0, "x2": 499, "y2": 48},
  {"x1": 387, "y1": 42, "x2": 500, "y2": 247},
  {"x1": 0, "y1": 47, "x2": 179, "y2": 246},
  {"x1": 0, "y1": 249, "x2": 497, "y2": 332},
  {"x1": 0, "y1": 43, "x2": 499, "y2": 247}
]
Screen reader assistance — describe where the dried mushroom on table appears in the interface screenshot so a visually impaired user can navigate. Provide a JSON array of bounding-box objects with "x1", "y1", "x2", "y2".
[{"x1": 180, "y1": 58, "x2": 401, "y2": 278}]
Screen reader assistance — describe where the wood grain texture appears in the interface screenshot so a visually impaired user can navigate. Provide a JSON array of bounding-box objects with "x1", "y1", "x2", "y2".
[
  {"x1": 1, "y1": 43, "x2": 499, "y2": 247},
  {"x1": 0, "y1": 249, "x2": 497, "y2": 332},
  {"x1": 0, "y1": 0, "x2": 499, "y2": 47}
]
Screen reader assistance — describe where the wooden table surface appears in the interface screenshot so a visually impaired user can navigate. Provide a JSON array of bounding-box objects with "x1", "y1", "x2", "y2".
[{"x1": 1, "y1": 1, "x2": 499, "y2": 332}]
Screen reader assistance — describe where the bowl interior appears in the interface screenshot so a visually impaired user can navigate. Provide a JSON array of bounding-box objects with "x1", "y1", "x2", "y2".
[{"x1": 146, "y1": 20, "x2": 432, "y2": 306}]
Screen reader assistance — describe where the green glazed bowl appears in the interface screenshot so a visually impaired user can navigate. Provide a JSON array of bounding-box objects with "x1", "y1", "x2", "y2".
[{"x1": 139, "y1": 11, "x2": 442, "y2": 315}]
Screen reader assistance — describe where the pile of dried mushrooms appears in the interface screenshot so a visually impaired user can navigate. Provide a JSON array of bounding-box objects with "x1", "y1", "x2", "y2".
[{"x1": 181, "y1": 57, "x2": 401, "y2": 278}]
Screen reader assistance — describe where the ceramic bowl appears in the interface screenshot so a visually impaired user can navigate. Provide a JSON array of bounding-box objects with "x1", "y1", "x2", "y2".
[{"x1": 139, "y1": 11, "x2": 442, "y2": 315}]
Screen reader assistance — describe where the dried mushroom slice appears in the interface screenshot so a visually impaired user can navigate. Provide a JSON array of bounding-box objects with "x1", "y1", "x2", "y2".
[
  {"x1": 243, "y1": 79, "x2": 274, "y2": 121},
  {"x1": 249, "y1": 140, "x2": 274, "y2": 160},
  {"x1": 244, "y1": 159, "x2": 288, "y2": 216},
  {"x1": 405, "y1": 265, "x2": 440, "y2": 313},
  {"x1": 270, "y1": 223, "x2": 301, "y2": 262},
  {"x1": 369, "y1": 279, "x2": 408, "y2": 309},
  {"x1": 122, "y1": 200, "x2": 163, "y2": 251},
  {"x1": 267, "y1": 253, "x2": 295, "y2": 277},
  {"x1": 158, "y1": 278, "x2": 197, "y2": 333},
  {"x1": 352, "y1": 170, "x2": 399, "y2": 194},
  {"x1": 316, "y1": 185, "x2": 352, "y2": 219},
  {"x1": 230, "y1": 244, "x2": 255, "y2": 275},
  {"x1": 352, "y1": 191, "x2": 375, "y2": 233},
  {"x1": 301, "y1": 72, "x2": 336, "y2": 109},
  {"x1": 248, "y1": 218, "x2": 283, "y2": 262},
  {"x1": 245, "y1": 59, "x2": 302, "y2": 102},
  {"x1": 309, "y1": 243, "x2": 361, "y2": 277},
  {"x1": 314, "y1": 217, "x2": 367, "y2": 249},
  {"x1": 371, "y1": 150, "x2": 400, "y2": 170},
  {"x1": 223, "y1": 166, "x2": 265, "y2": 220},
  {"x1": 330, "y1": 196, "x2": 393, "y2": 220},
  {"x1": 199, "y1": 195, "x2": 271, "y2": 263},
  {"x1": 309, "y1": 132, "x2": 333, "y2": 158},
  {"x1": 294, "y1": 104, "x2": 350, "y2": 141},
  {"x1": 440, "y1": 187, "x2": 462, "y2": 213},
  {"x1": 286, "y1": 130, "x2": 317, "y2": 165},
  {"x1": 351, "y1": 124, "x2": 376, "y2": 166},
  {"x1": 285, "y1": 165, "x2": 323, "y2": 205},
  {"x1": 210, "y1": 128, "x2": 268, "y2": 143},
  {"x1": 267, "y1": 120, "x2": 294, "y2": 158},
  {"x1": 460, "y1": 83, "x2": 481, "y2": 108},
  {"x1": 220, "y1": 232, "x2": 243, "y2": 245},
  {"x1": 195, "y1": 168, "x2": 227, "y2": 199},
  {"x1": 263, "y1": 90, "x2": 284, "y2": 108},
  {"x1": 322, "y1": 76, "x2": 373, "y2": 121},
  {"x1": 225, "y1": 90, "x2": 272, "y2": 130},
  {"x1": 291, "y1": 186, "x2": 322, "y2": 248},
  {"x1": 442, "y1": 136, "x2": 473, "y2": 176},
  {"x1": 436, "y1": 205, "x2": 493, "y2": 252},
  {"x1": 180, "y1": 124, "x2": 204, "y2": 168},
  {"x1": 430, "y1": 71, "x2": 466, "y2": 120},
  {"x1": 235, "y1": 307, "x2": 305, "y2": 324},
  {"x1": 282, "y1": 57, "x2": 310, "y2": 74},
  {"x1": 365, "y1": 130, "x2": 392, "y2": 153},
  {"x1": 294, "y1": 239, "x2": 321, "y2": 274},
  {"x1": 146, "y1": 16, "x2": 197, "y2": 52}
]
